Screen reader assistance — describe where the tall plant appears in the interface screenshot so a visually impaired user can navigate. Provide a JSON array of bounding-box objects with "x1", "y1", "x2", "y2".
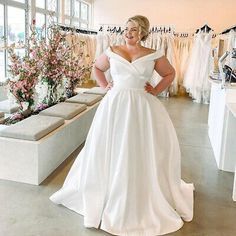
[{"x1": 7, "y1": 26, "x2": 43, "y2": 113}]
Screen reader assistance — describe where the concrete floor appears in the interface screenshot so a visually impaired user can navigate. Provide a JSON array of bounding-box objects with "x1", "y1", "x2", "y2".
[{"x1": 1, "y1": 96, "x2": 236, "y2": 236}]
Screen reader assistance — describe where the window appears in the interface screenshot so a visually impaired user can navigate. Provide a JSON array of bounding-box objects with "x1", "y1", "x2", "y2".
[
  {"x1": 36, "y1": 0, "x2": 45, "y2": 9},
  {"x1": 0, "y1": 0, "x2": 92, "y2": 82},
  {"x1": 63, "y1": 0, "x2": 90, "y2": 28},
  {"x1": 65, "y1": 0, "x2": 71, "y2": 16},
  {"x1": 74, "y1": 0, "x2": 80, "y2": 18},
  {"x1": 35, "y1": 0, "x2": 59, "y2": 35},
  {"x1": 36, "y1": 13, "x2": 46, "y2": 38},
  {"x1": 0, "y1": 4, "x2": 4, "y2": 82},
  {"x1": 7, "y1": 6, "x2": 26, "y2": 76},
  {"x1": 80, "y1": 2, "x2": 88, "y2": 21},
  {"x1": 47, "y1": 0, "x2": 57, "y2": 12},
  {"x1": 64, "y1": 18, "x2": 70, "y2": 25},
  {"x1": 8, "y1": 6, "x2": 25, "y2": 45},
  {"x1": 80, "y1": 22, "x2": 88, "y2": 29},
  {"x1": 0, "y1": 1, "x2": 27, "y2": 82}
]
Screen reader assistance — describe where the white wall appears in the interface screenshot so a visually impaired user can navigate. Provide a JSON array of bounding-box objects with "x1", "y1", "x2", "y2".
[{"x1": 93, "y1": 0, "x2": 236, "y2": 33}]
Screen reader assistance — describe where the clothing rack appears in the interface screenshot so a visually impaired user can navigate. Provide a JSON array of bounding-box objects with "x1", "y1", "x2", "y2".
[
  {"x1": 98, "y1": 24, "x2": 175, "y2": 35},
  {"x1": 58, "y1": 24, "x2": 97, "y2": 35},
  {"x1": 174, "y1": 32, "x2": 193, "y2": 37},
  {"x1": 150, "y1": 26, "x2": 175, "y2": 34},
  {"x1": 98, "y1": 24, "x2": 123, "y2": 33},
  {"x1": 221, "y1": 25, "x2": 236, "y2": 34}
]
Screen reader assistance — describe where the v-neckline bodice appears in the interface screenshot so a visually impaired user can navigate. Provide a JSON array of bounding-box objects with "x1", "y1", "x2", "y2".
[{"x1": 107, "y1": 47, "x2": 157, "y2": 64}]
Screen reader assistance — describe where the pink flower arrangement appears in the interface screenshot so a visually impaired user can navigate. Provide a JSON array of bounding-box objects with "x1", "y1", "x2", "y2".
[
  {"x1": 8, "y1": 42, "x2": 42, "y2": 111},
  {"x1": 6, "y1": 22, "x2": 93, "y2": 124},
  {"x1": 63, "y1": 54, "x2": 92, "y2": 97}
]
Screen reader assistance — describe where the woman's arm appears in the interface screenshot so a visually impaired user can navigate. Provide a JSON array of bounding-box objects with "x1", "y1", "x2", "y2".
[
  {"x1": 93, "y1": 53, "x2": 110, "y2": 89},
  {"x1": 145, "y1": 56, "x2": 175, "y2": 96}
]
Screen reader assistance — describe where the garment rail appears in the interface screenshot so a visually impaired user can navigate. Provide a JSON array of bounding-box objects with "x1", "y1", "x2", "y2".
[
  {"x1": 98, "y1": 24, "x2": 123, "y2": 33},
  {"x1": 58, "y1": 24, "x2": 97, "y2": 35},
  {"x1": 150, "y1": 26, "x2": 175, "y2": 34},
  {"x1": 221, "y1": 25, "x2": 236, "y2": 34}
]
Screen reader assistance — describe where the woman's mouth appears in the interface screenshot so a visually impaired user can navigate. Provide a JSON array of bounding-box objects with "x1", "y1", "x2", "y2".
[{"x1": 126, "y1": 36, "x2": 134, "y2": 39}]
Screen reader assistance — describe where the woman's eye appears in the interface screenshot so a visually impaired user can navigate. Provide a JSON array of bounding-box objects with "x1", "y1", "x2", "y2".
[{"x1": 124, "y1": 28, "x2": 137, "y2": 32}]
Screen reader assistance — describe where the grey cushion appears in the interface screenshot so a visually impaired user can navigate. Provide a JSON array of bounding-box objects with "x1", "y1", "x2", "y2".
[
  {"x1": 0, "y1": 111, "x2": 4, "y2": 118},
  {"x1": 66, "y1": 93, "x2": 102, "y2": 106},
  {"x1": 0, "y1": 115, "x2": 64, "y2": 141},
  {"x1": 84, "y1": 87, "x2": 107, "y2": 96},
  {"x1": 0, "y1": 100, "x2": 20, "y2": 113},
  {"x1": 39, "y1": 102, "x2": 86, "y2": 120}
]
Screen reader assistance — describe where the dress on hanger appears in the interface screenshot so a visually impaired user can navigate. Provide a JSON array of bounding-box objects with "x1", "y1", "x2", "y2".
[
  {"x1": 166, "y1": 34, "x2": 178, "y2": 95},
  {"x1": 225, "y1": 30, "x2": 236, "y2": 69},
  {"x1": 50, "y1": 47, "x2": 194, "y2": 236},
  {"x1": 183, "y1": 32, "x2": 213, "y2": 104}
]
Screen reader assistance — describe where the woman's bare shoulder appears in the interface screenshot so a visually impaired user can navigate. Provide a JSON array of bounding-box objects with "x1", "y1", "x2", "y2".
[
  {"x1": 141, "y1": 46, "x2": 156, "y2": 54},
  {"x1": 110, "y1": 45, "x2": 126, "y2": 53}
]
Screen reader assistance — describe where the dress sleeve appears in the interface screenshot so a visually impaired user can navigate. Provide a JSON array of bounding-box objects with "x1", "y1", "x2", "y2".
[
  {"x1": 104, "y1": 47, "x2": 112, "y2": 58},
  {"x1": 153, "y1": 50, "x2": 165, "y2": 61}
]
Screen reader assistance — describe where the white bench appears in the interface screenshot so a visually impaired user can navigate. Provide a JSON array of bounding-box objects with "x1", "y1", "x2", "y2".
[
  {"x1": 0, "y1": 101, "x2": 99, "y2": 185},
  {"x1": 226, "y1": 103, "x2": 236, "y2": 201}
]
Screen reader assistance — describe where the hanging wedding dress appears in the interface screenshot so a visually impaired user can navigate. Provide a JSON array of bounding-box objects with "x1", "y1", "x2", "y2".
[
  {"x1": 225, "y1": 30, "x2": 236, "y2": 69},
  {"x1": 166, "y1": 34, "x2": 179, "y2": 95},
  {"x1": 50, "y1": 47, "x2": 194, "y2": 236},
  {"x1": 183, "y1": 32, "x2": 213, "y2": 104}
]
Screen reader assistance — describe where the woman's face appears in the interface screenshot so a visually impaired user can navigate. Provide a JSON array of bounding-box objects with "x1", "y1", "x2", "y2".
[{"x1": 124, "y1": 21, "x2": 141, "y2": 45}]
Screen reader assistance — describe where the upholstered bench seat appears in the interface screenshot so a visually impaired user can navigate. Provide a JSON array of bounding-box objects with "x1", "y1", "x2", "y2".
[
  {"x1": 0, "y1": 100, "x2": 20, "y2": 113},
  {"x1": 39, "y1": 102, "x2": 87, "y2": 120},
  {"x1": 66, "y1": 93, "x2": 102, "y2": 106},
  {"x1": 0, "y1": 115, "x2": 64, "y2": 141},
  {"x1": 84, "y1": 87, "x2": 107, "y2": 96}
]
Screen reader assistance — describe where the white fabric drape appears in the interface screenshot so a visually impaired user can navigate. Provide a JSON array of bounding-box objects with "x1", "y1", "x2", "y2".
[{"x1": 183, "y1": 32, "x2": 213, "y2": 104}]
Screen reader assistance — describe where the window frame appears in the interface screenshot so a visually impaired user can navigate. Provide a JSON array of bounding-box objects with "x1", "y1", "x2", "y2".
[
  {"x1": 0, "y1": 0, "x2": 28, "y2": 80},
  {"x1": 63, "y1": 0, "x2": 91, "y2": 29},
  {"x1": 0, "y1": 0, "x2": 92, "y2": 82}
]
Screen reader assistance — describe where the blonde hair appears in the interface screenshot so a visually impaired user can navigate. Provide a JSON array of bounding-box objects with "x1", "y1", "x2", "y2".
[{"x1": 127, "y1": 15, "x2": 150, "y2": 41}]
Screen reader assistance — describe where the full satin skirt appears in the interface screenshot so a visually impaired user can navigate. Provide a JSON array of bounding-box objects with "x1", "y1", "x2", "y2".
[{"x1": 50, "y1": 88, "x2": 194, "y2": 236}]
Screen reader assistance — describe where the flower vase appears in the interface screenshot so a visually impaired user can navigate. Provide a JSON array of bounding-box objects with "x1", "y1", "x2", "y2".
[
  {"x1": 20, "y1": 101, "x2": 32, "y2": 117},
  {"x1": 45, "y1": 83, "x2": 58, "y2": 106},
  {"x1": 65, "y1": 80, "x2": 76, "y2": 98},
  {"x1": 21, "y1": 108, "x2": 32, "y2": 117}
]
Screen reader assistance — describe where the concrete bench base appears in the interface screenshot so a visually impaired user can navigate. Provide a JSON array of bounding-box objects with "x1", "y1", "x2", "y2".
[{"x1": 0, "y1": 102, "x2": 99, "y2": 185}]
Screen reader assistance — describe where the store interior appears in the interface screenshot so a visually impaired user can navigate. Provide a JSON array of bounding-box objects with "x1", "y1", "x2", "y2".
[{"x1": 0, "y1": 0, "x2": 236, "y2": 235}]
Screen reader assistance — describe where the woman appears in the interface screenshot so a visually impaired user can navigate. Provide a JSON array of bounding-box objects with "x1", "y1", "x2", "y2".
[{"x1": 50, "y1": 15, "x2": 194, "y2": 236}]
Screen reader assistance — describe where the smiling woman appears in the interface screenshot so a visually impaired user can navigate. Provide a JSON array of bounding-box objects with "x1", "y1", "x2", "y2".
[
  {"x1": 126, "y1": 15, "x2": 150, "y2": 41},
  {"x1": 50, "y1": 14, "x2": 194, "y2": 236}
]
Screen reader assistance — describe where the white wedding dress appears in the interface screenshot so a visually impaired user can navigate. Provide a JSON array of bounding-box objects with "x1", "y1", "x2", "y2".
[{"x1": 50, "y1": 47, "x2": 194, "y2": 236}]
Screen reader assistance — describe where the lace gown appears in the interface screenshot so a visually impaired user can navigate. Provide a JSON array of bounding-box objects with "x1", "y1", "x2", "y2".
[{"x1": 50, "y1": 47, "x2": 194, "y2": 236}]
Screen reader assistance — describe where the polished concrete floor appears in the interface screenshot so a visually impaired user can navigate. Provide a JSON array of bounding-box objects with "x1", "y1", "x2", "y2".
[{"x1": 1, "y1": 96, "x2": 236, "y2": 236}]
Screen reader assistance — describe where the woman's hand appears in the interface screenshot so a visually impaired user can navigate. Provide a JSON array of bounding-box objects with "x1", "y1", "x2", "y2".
[
  {"x1": 145, "y1": 82, "x2": 158, "y2": 96},
  {"x1": 105, "y1": 81, "x2": 113, "y2": 90}
]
